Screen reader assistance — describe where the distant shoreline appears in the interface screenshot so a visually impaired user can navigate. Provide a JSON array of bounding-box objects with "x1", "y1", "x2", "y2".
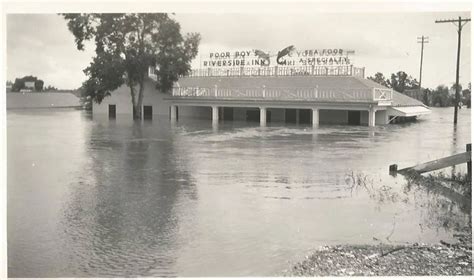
[
  {"x1": 7, "y1": 106, "x2": 83, "y2": 110},
  {"x1": 6, "y1": 91, "x2": 82, "y2": 110}
]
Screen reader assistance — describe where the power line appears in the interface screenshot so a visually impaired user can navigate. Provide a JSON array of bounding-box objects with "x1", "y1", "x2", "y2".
[{"x1": 435, "y1": 16, "x2": 470, "y2": 124}]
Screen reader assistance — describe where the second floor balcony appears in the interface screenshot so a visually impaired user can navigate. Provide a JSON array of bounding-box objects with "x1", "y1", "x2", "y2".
[{"x1": 171, "y1": 86, "x2": 393, "y2": 103}]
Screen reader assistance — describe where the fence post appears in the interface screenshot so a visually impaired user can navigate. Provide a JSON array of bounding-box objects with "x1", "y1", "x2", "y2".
[
  {"x1": 467, "y1": 144, "x2": 471, "y2": 181},
  {"x1": 389, "y1": 164, "x2": 398, "y2": 175},
  {"x1": 214, "y1": 85, "x2": 218, "y2": 97},
  {"x1": 262, "y1": 85, "x2": 266, "y2": 98}
]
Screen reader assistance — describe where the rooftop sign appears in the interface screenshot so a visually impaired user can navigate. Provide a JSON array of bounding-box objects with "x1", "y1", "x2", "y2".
[{"x1": 201, "y1": 47, "x2": 353, "y2": 68}]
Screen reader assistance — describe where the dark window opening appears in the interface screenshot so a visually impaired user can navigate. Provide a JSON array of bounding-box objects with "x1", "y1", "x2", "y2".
[
  {"x1": 223, "y1": 107, "x2": 234, "y2": 121},
  {"x1": 285, "y1": 109, "x2": 297, "y2": 123},
  {"x1": 109, "y1": 104, "x2": 116, "y2": 119},
  {"x1": 348, "y1": 111, "x2": 361, "y2": 125},
  {"x1": 246, "y1": 109, "x2": 260, "y2": 122},
  {"x1": 299, "y1": 109, "x2": 311, "y2": 124},
  {"x1": 143, "y1": 106, "x2": 153, "y2": 120}
]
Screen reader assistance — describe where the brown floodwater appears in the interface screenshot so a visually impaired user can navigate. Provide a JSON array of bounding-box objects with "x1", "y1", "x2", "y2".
[{"x1": 7, "y1": 107, "x2": 471, "y2": 277}]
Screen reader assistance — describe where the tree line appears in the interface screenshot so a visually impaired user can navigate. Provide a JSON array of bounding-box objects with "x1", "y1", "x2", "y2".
[{"x1": 367, "y1": 71, "x2": 471, "y2": 108}]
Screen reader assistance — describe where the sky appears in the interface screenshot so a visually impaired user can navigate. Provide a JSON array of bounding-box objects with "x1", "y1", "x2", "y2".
[{"x1": 6, "y1": 11, "x2": 471, "y2": 90}]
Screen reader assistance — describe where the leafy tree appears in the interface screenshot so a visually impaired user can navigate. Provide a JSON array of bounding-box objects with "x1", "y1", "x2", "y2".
[
  {"x1": 367, "y1": 71, "x2": 419, "y2": 93},
  {"x1": 389, "y1": 71, "x2": 419, "y2": 93},
  {"x1": 12, "y1": 78, "x2": 25, "y2": 92},
  {"x1": 367, "y1": 72, "x2": 391, "y2": 88},
  {"x1": 422, "y1": 89, "x2": 431, "y2": 106},
  {"x1": 34, "y1": 80, "x2": 44, "y2": 91},
  {"x1": 462, "y1": 82, "x2": 471, "y2": 108},
  {"x1": 45, "y1": 85, "x2": 59, "y2": 91},
  {"x1": 431, "y1": 85, "x2": 454, "y2": 107},
  {"x1": 451, "y1": 83, "x2": 462, "y2": 93},
  {"x1": 62, "y1": 13, "x2": 200, "y2": 119}
]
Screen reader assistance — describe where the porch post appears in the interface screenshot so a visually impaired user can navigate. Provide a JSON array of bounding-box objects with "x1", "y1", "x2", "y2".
[
  {"x1": 368, "y1": 107, "x2": 376, "y2": 127},
  {"x1": 170, "y1": 105, "x2": 177, "y2": 121},
  {"x1": 312, "y1": 108, "x2": 319, "y2": 127},
  {"x1": 212, "y1": 106, "x2": 219, "y2": 123},
  {"x1": 260, "y1": 107, "x2": 267, "y2": 126}
]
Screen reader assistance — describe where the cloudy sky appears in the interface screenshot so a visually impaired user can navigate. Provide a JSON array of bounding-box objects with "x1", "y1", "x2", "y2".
[{"x1": 6, "y1": 10, "x2": 471, "y2": 90}]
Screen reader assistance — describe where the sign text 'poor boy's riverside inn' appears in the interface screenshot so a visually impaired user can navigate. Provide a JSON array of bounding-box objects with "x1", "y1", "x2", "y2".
[{"x1": 92, "y1": 46, "x2": 431, "y2": 126}]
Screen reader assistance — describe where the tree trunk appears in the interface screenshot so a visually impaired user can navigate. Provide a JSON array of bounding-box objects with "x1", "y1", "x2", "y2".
[
  {"x1": 136, "y1": 79, "x2": 145, "y2": 120},
  {"x1": 129, "y1": 75, "x2": 145, "y2": 120},
  {"x1": 129, "y1": 84, "x2": 140, "y2": 120}
]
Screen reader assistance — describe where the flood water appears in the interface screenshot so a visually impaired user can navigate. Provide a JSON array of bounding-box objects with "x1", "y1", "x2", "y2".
[{"x1": 7, "y1": 107, "x2": 471, "y2": 277}]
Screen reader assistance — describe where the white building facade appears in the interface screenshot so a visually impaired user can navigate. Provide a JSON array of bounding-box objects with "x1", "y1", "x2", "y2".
[{"x1": 93, "y1": 52, "x2": 430, "y2": 126}]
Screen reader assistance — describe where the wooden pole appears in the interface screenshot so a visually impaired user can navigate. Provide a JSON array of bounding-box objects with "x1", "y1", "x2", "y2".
[
  {"x1": 435, "y1": 17, "x2": 471, "y2": 124},
  {"x1": 454, "y1": 17, "x2": 462, "y2": 124}
]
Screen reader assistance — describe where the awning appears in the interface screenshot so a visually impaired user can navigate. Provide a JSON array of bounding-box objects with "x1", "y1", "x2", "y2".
[{"x1": 388, "y1": 106, "x2": 431, "y2": 117}]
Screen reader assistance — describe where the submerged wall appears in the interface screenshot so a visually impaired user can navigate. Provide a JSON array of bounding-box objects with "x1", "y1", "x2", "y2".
[
  {"x1": 93, "y1": 79, "x2": 168, "y2": 117},
  {"x1": 93, "y1": 79, "x2": 210, "y2": 119}
]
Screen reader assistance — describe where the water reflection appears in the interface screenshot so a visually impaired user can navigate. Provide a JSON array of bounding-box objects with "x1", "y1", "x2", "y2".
[{"x1": 60, "y1": 120, "x2": 197, "y2": 277}]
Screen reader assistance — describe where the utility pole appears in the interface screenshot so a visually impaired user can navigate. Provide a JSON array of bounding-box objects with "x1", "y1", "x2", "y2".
[
  {"x1": 435, "y1": 16, "x2": 470, "y2": 124},
  {"x1": 417, "y1": 36, "x2": 429, "y2": 96}
]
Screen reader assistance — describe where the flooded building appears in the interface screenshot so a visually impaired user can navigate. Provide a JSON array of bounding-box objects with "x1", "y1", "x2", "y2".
[{"x1": 93, "y1": 49, "x2": 430, "y2": 126}]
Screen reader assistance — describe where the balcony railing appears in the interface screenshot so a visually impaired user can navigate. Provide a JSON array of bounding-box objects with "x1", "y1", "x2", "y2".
[
  {"x1": 172, "y1": 86, "x2": 393, "y2": 102},
  {"x1": 182, "y1": 65, "x2": 365, "y2": 78}
]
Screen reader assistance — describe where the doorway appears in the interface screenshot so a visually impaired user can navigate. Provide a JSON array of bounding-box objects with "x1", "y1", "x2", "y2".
[
  {"x1": 348, "y1": 111, "x2": 361, "y2": 125},
  {"x1": 108, "y1": 104, "x2": 116, "y2": 119},
  {"x1": 223, "y1": 107, "x2": 234, "y2": 121},
  {"x1": 299, "y1": 109, "x2": 311, "y2": 124},
  {"x1": 143, "y1": 106, "x2": 153, "y2": 120},
  {"x1": 285, "y1": 109, "x2": 297, "y2": 123}
]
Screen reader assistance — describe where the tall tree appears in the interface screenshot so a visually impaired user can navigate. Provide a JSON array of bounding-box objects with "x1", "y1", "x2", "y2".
[
  {"x1": 63, "y1": 13, "x2": 200, "y2": 119},
  {"x1": 367, "y1": 72, "x2": 391, "y2": 88},
  {"x1": 431, "y1": 85, "x2": 453, "y2": 107}
]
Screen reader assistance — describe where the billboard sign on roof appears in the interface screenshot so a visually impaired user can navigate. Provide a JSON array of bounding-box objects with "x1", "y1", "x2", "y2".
[{"x1": 201, "y1": 47, "x2": 353, "y2": 68}]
